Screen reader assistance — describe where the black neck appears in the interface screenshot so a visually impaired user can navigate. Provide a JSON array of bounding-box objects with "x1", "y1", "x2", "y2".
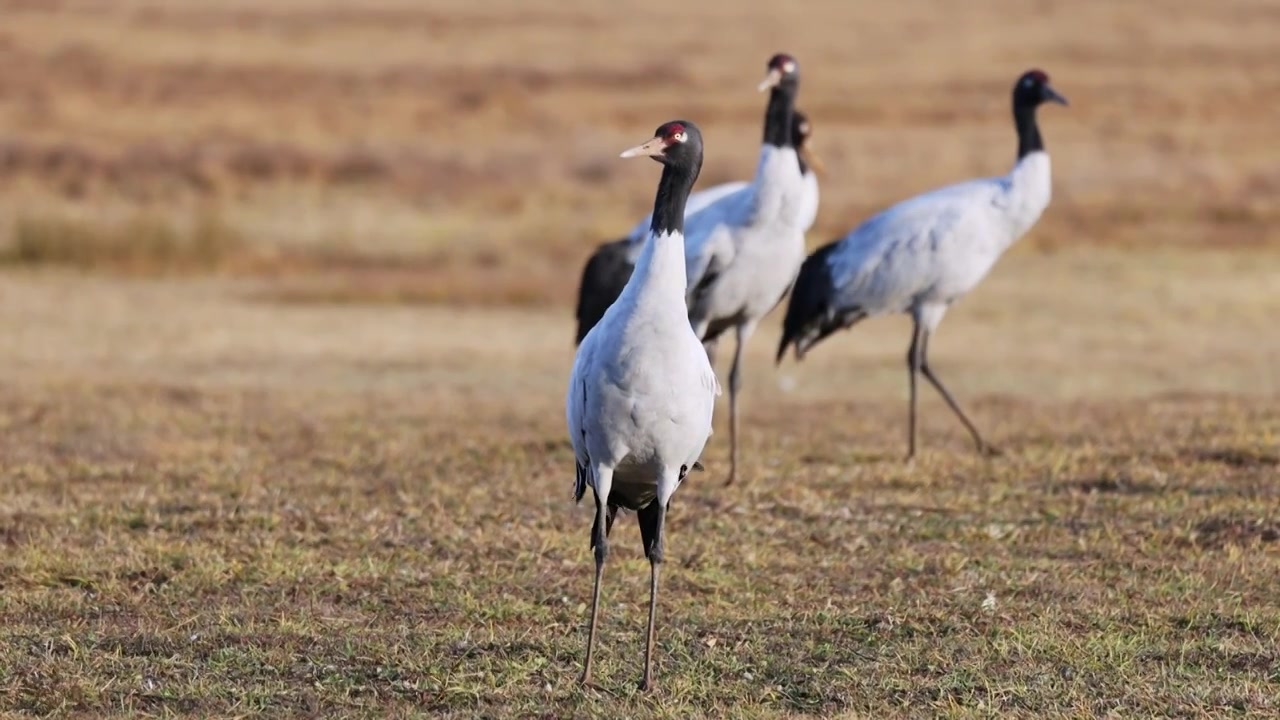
[
  {"x1": 795, "y1": 152, "x2": 808, "y2": 176},
  {"x1": 763, "y1": 83, "x2": 797, "y2": 148},
  {"x1": 649, "y1": 159, "x2": 701, "y2": 236},
  {"x1": 1014, "y1": 101, "x2": 1044, "y2": 159}
]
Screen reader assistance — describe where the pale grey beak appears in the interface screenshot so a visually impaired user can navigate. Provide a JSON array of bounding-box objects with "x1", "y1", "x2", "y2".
[
  {"x1": 757, "y1": 68, "x2": 783, "y2": 92},
  {"x1": 620, "y1": 136, "x2": 667, "y2": 158}
]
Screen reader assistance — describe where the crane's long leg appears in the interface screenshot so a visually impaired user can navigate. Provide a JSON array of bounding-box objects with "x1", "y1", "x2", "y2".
[
  {"x1": 580, "y1": 488, "x2": 614, "y2": 687},
  {"x1": 905, "y1": 316, "x2": 926, "y2": 461},
  {"x1": 724, "y1": 327, "x2": 746, "y2": 486},
  {"x1": 637, "y1": 500, "x2": 667, "y2": 692},
  {"x1": 919, "y1": 331, "x2": 1001, "y2": 456}
]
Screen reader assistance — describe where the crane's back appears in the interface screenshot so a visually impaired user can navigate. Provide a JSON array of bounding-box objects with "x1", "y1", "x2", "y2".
[{"x1": 828, "y1": 153, "x2": 1053, "y2": 314}]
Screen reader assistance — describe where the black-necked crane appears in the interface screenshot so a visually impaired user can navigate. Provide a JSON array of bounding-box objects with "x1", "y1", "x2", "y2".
[
  {"x1": 682, "y1": 53, "x2": 810, "y2": 485},
  {"x1": 776, "y1": 69, "x2": 1069, "y2": 460},
  {"x1": 567, "y1": 120, "x2": 719, "y2": 691}
]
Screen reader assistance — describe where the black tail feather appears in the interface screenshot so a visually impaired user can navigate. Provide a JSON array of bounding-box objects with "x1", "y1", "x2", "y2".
[
  {"x1": 574, "y1": 462, "x2": 588, "y2": 503},
  {"x1": 574, "y1": 238, "x2": 634, "y2": 345},
  {"x1": 776, "y1": 239, "x2": 843, "y2": 364}
]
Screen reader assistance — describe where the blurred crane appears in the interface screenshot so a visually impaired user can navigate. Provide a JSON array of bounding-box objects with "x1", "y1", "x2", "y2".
[
  {"x1": 682, "y1": 53, "x2": 810, "y2": 486},
  {"x1": 777, "y1": 69, "x2": 1069, "y2": 460}
]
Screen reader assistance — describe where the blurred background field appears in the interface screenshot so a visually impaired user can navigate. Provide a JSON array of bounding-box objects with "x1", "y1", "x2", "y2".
[
  {"x1": 1, "y1": 1, "x2": 1278, "y2": 717},
  {"x1": 1, "y1": 0, "x2": 1278, "y2": 301}
]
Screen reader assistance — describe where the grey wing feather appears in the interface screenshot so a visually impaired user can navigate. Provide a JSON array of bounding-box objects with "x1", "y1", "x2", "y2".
[
  {"x1": 566, "y1": 340, "x2": 596, "y2": 501},
  {"x1": 828, "y1": 179, "x2": 998, "y2": 308},
  {"x1": 683, "y1": 186, "x2": 753, "y2": 292}
]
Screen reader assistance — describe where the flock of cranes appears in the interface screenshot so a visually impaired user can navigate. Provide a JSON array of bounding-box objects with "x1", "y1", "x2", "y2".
[{"x1": 566, "y1": 54, "x2": 1068, "y2": 690}]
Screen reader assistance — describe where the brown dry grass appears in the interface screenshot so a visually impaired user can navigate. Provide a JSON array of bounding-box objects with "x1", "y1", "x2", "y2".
[
  {"x1": 0, "y1": 0, "x2": 1278, "y2": 302},
  {"x1": 3, "y1": 210, "x2": 244, "y2": 273},
  {"x1": 2, "y1": 245, "x2": 1279, "y2": 716}
]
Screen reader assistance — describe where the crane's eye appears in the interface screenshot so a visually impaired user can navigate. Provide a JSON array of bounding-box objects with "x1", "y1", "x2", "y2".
[
  {"x1": 783, "y1": 61, "x2": 796, "y2": 73},
  {"x1": 671, "y1": 131, "x2": 687, "y2": 143}
]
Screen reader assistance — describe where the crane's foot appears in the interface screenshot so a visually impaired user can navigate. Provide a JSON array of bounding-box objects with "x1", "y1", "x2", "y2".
[
  {"x1": 578, "y1": 672, "x2": 603, "y2": 691},
  {"x1": 639, "y1": 676, "x2": 656, "y2": 692}
]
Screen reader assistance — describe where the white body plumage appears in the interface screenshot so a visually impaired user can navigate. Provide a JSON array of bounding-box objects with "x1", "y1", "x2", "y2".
[
  {"x1": 826, "y1": 151, "x2": 1051, "y2": 330},
  {"x1": 568, "y1": 228, "x2": 719, "y2": 510},
  {"x1": 796, "y1": 166, "x2": 820, "y2": 234},
  {"x1": 684, "y1": 144, "x2": 809, "y2": 335}
]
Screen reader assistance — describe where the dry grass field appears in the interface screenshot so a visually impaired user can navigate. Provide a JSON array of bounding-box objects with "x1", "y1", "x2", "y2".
[{"x1": 1, "y1": 0, "x2": 1279, "y2": 717}]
